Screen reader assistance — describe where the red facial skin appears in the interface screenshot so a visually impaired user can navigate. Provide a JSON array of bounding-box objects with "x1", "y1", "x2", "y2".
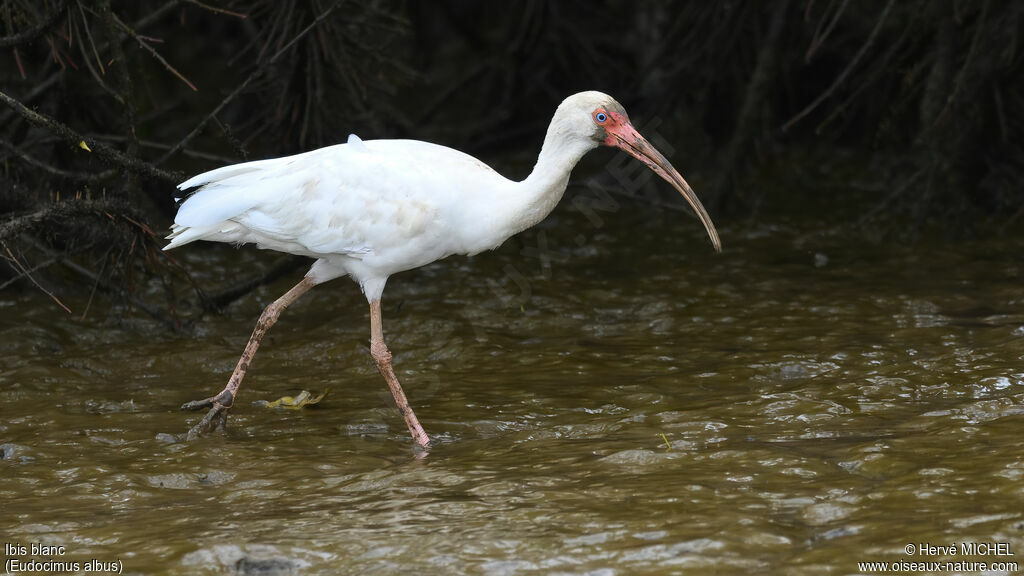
[
  {"x1": 591, "y1": 106, "x2": 722, "y2": 253},
  {"x1": 593, "y1": 108, "x2": 630, "y2": 147}
]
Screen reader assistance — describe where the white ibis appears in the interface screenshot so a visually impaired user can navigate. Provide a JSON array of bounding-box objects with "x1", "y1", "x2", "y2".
[{"x1": 165, "y1": 91, "x2": 721, "y2": 447}]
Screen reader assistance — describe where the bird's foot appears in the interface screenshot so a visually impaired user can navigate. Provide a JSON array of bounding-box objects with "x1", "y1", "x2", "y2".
[{"x1": 181, "y1": 389, "x2": 233, "y2": 440}]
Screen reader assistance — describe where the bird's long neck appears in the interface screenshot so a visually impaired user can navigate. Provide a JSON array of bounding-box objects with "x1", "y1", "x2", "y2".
[{"x1": 499, "y1": 120, "x2": 595, "y2": 236}]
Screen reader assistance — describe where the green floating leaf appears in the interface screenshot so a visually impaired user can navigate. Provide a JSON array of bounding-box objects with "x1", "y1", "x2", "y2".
[{"x1": 254, "y1": 389, "x2": 329, "y2": 410}]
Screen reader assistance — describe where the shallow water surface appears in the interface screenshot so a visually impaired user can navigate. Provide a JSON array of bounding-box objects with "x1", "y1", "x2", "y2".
[{"x1": 2, "y1": 206, "x2": 1024, "y2": 575}]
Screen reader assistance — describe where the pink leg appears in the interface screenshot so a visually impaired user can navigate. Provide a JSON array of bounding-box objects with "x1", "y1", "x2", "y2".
[
  {"x1": 369, "y1": 300, "x2": 430, "y2": 448},
  {"x1": 182, "y1": 276, "x2": 316, "y2": 439}
]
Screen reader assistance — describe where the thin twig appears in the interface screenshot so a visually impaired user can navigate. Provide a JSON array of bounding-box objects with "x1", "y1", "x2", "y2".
[
  {"x1": 96, "y1": 0, "x2": 139, "y2": 156},
  {"x1": 110, "y1": 12, "x2": 198, "y2": 91},
  {"x1": 932, "y1": 0, "x2": 991, "y2": 129},
  {"x1": 182, "y1": 0, "x2": 247, "y2": 19},
  {"x1": 0, "y1": 138, "x2": 119, "y2": 182},
  {"x1": 1000, "y1": 202, "x2": 1024, "y2": 234},
  {"x1": 77, "y1": 0, "x2": 105, "y2": 75},
  {"x1": 80, "y1": 246, "x2": 113, "y2": 321},
  {"x1": 814, "y1": 15, "x2": 914, "y2": 135},
  {"x1": 2, "y1": 241, "x2": 73, "y2": 314},
  {"x1": 91, "y1": 134, "x2": 240, "y2": 164},
  {"x1": 156, "y1": 0, "x2": 346, "y2": 166},
  {"x1": 0, "y1": 198, "x2": 145, "y2": 242},
  {"x1": 28, "y1": 239, "x2": 181, "y2": 331},
  {"x1": 857, "y1": 169, "x2": 924, "y2": 225},
  {"x1": 0, "y1": 254, "x2": 61, "y2": 290},
  {"x1": 131, "y1": 0, "x2": 182, "y2": 32},
  {"x1": 806, "y1": 0, "x2": 850, "y2": 62},
  {"x1": 203, "y1": 255, "x2": 306, "y2": 311},
  {"x1": 992, "y1": 86, "x2": 1007, "y2": 143},
  {"x1": 0, "y1": 71, "x2": 60, "y2": 127},
  {"x1": 0, "y1": 0, "x2": 70, "y2": 48},
  {"x1": 782, "y1": 0, "x2": 896, "y2": 132},
  {"x1": 72, "y1": 8, "x2": 123, "y2": 104},
  {"x1": 0, "y1": 89, "x2": 181, "y2": 182}
]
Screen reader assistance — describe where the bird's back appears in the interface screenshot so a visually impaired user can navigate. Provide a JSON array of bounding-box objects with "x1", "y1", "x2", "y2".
[{"x1": 165, "y1": 138, "x2": 513, "y2": 277}]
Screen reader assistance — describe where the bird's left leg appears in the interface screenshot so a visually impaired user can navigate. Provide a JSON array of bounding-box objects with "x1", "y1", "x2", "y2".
[{"x1": 181, "y1": 276, "x2": 317, "y2": 439}]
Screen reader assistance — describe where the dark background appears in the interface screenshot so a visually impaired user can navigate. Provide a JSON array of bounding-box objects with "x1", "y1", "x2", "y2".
[{"x1": 1, "y1": 0, "x2": 1021, "y2": 323}]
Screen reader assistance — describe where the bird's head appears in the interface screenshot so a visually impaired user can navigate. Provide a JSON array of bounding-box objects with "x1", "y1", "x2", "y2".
[{"x1": 559, "y1": 91, "x2": 721, "y2": 253}]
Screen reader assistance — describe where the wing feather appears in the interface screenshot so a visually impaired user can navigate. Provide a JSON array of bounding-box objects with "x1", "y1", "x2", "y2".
[{"x1": 165, "y1": 139, "x2": 510, "y2": 271}]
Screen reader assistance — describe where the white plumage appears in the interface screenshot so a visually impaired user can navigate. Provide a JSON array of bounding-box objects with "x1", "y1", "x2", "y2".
[
  {"x1": 168, "y1": 135, "x2": 546, "y2": 298},
  {"x1": 167, "y1": 91, "x2": 720, "y2": 447}
]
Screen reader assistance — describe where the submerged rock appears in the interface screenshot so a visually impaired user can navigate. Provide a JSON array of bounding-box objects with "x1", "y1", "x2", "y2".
[
  {"x1": 181, "y1": 544, "x2": 310, "y2": 575},
  {"x1": 0, "y1": 443, "x2": 33, "y2": 463}
]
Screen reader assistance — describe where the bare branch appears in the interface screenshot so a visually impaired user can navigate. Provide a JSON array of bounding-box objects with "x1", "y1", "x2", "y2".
[
  {"x1": 0, "y1": 0, "x2": 70, "y2": 48},
  {"x1": 182, "y1": 0, "x2": 247, "y2": 19},
  {"x1": 0, "y1": 89, "x2": 182, "y2": 182},
  {"x1": 2, "y1": 241, "x2": 72, "y2": 314},
  {"x1": 806, "y1": 0, "x2": 850, "y2": 62},
  {"x1": 28, "y1": 238, "x2": 182, "y2": 331},
  {"x1": 0, "y1": 138, "x2": 118, "y2": 182},
  {"x1": 110, "y1": 12, "x2": 197, "y2": 92},
  {"x1": 157, "y1": 0, "x2": 346, "y2": 165},
  {"x1": 0, "y1": 253, "x2": 62, "y2": 291},
  {"x1": 76, "y1": 0, "x2": 106, "y2": 75},
  {"x1": 782, "y1": 0, "x2": 896, "y2": 132},
  {"x1": 203, "y1": 255, "x2": 306, "y2": 311},
  {"x1": 932, "y1": 0, "x2": 991, "y2": 129}
]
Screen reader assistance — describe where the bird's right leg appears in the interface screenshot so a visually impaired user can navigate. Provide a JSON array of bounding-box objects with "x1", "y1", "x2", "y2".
[
  {"x1": 369, "y1": 300, "x2": 431, "y2": 448},
  {"x1": 181, "y1": 276, "x2": 316, "y2": 440}
]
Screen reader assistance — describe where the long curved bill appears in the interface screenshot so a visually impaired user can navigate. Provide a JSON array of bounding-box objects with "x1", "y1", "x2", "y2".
[{"x1": 611, "y1": 125, "x2": 722, "y2": 253}]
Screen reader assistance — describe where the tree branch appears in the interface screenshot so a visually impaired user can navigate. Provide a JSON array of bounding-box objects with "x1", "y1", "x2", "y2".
[
  {"x1": 1, "y1": 240, "x2": 72, "y2": 314},
  {"x1": 203, "y1": 255, "x2": 307, "y2": 311},
  {"x1": 0, "y1": 0, "x2": 70, "y2": 48},
  {"x1": 0, "y1": 139, "x2": 118, "y2": 182},
  {"x1": 782, "y1": 0, "x2": 896, "y2": 132},
  {"x1": 0, "y1": 89, "x2": 182, "y2": 182},
  {"x1": 110, "y1": 12, "x2": 197, "y2": 92},
  {"x1": 156, "y1": 0, "x2": 346, "y2": 165},
  {"x1": 27, "y1": 237, "x2": 182, "y2": 331}
]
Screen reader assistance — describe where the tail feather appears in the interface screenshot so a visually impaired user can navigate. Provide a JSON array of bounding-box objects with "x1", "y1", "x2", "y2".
[
  {"x1": 164, "y1": 223, "x2": 207, "y2": 250},
  {"x1": 176, "y1": 159, "x2": 276, "y2": 191},
  {"x1": 172, "y1": 158, "x2": 285, "y2": 229},
  {"x1": 165, "y1": 164, "x2": 269, "y2": 249},
  {"x1": 164, "y1": 222, "x2": 244, "y2": 251},
  {"x1": 166, "y1": 143, "x2": 345, "y2": 251},
  {"x1": 174, "y1": 186, "x2": 264, "y2": 229}
]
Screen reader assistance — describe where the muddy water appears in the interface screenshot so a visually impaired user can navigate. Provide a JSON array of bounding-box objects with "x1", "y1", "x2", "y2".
[{"x1": 2, "y1": 202, "x2": 1023, "y2": 575}]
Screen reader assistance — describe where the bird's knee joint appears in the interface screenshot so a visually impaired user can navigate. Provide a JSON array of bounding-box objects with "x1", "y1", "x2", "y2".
[
  {"x1": 260, "y1": 304, "x2": 282, "y2": 323},
  {"x1": 214, "y1": 389, "x2": 234, "y2": 408},
  {"x1": 370, "y1": 340, "x2": 392, "y2": 363}
]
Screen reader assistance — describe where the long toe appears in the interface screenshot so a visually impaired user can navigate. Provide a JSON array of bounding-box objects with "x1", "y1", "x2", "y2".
[
  {"x1": 181, "y1": 389, "x2": 234, "y2": 412},
  {"x1": 181, "y1": 397, "x2": 216, "y2": 411},
  {"x1": 185, "y1": 405, "x2": 229, "y2": 440}
]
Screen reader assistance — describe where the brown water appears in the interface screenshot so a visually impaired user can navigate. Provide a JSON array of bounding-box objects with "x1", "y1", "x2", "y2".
[{"x1": 2, "y1": 202, "x2": 1023, "y2": 575}]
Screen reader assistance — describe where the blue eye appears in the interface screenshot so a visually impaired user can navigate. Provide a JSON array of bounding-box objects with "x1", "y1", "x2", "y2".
[{"x1": 596, "y1": 112, "x2": 607, "y2": 123}]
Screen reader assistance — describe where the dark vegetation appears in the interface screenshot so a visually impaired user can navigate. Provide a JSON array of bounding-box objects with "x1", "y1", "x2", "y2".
[{"x1": 1, "y1": 0, "x2": 1021, "y2": 324}]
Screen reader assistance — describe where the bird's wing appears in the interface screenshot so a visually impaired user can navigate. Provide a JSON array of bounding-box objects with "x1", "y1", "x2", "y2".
[
  {"x1": 167, "y1": 139, "x2": 505, "y2": 261},
  {"x1": 172, "y1": 146, "x2": 341, "y2": 229}
]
